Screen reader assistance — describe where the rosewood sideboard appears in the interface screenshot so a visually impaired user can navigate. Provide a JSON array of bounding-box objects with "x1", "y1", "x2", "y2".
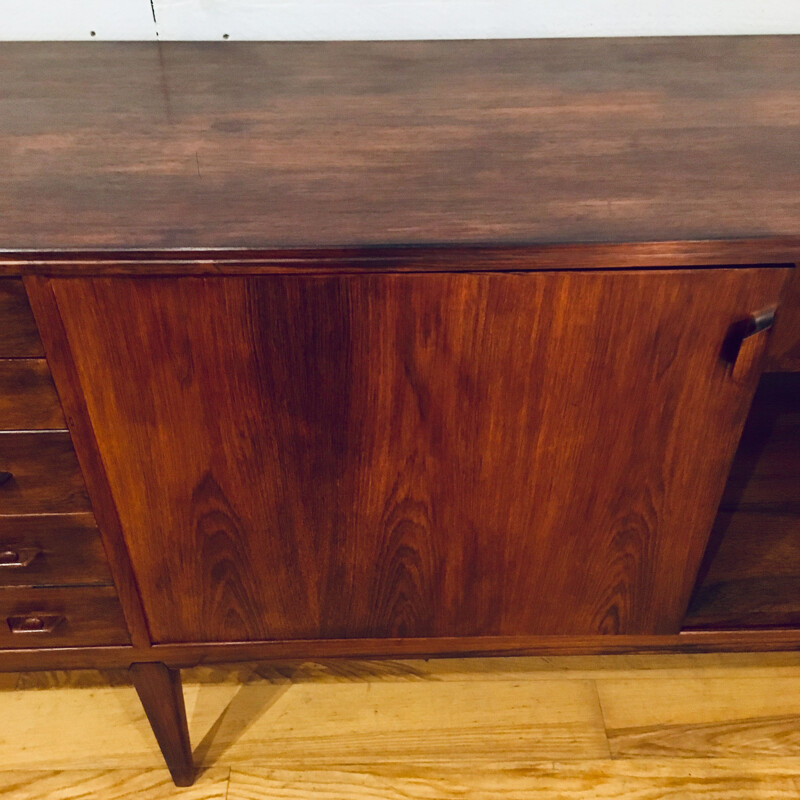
[{"x1": 0, "y1": 37, "x2": 798, "y2": 785}]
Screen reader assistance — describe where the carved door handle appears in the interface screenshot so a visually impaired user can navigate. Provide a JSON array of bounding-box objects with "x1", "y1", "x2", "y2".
[
  {"x1": 7, "y1": 614, "x2": 64, "y2": 634},
  {"x1": 0, "y1": 547, "x2": 41, "y2": 568},
  {"x1": 726, "y1": 307, "x2": 776, "y2": 383}
]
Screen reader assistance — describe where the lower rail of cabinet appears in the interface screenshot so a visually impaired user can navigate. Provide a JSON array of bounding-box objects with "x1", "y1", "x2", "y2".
[{"x1": 1, "y1": 628, "x2": 800, "y2": 672}]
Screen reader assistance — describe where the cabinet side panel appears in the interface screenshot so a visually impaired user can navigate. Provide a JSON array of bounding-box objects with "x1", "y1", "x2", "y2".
[
  {"x1": 23, "y1": 276, "x2": 152, "y2": 647},
  {"x1": 49, "y1": 269, "x2": 786, "y2": 642}
]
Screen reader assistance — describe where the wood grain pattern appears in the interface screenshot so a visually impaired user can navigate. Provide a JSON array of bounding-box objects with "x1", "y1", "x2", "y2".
[
  {"x1": 48, "y1": 268, "x2": 786, "y2": 644},
  {"x1": 597, "y1": 675, "x2": 800, "y2": 758},
  {"x1": 185, "y1": 678, "x2": 611, "y2": 766},
  {"x1": 0, "y1": 674, "x2": 605, "y2": 771},
  {"x1": 227, "y1": 762, "x2": 800, "y2": 800},
  {"x1": 0, "y1": 513, "x2": 113, "y2": 588},
  {"x1": 1, "y1": 762, "x2": 800, "y2": 800},
  {"x1": 0, "y1": 39, "x2": 799, "y2": 252},
  {"x1": 0, "y1": 683, "x2": 176, "y2": 770},
  {"x1": 0, "y1": 281, "x2": 43, "y2": 357},
  {"x1": 606, "y1": 717, "x2": 800, "y2": 760},
  {"x1": 0, "y1": 432, "x2": 90, "y2": 514},
  {"x1": 24, "y1": 276, "x2": 153, "y2": 648},
  {"x1": 4, "y1": 660, "x2": 800, "y2": 796},
  {"x1": 2, "y1": 38, "x2": 798, "y2": 778},
  {"x1": 0, "y1": 586, "x2": 129, "y2": 648},
  {"x1": 0, "y1": 360, "x2": 66, "y2": 431},
  {"x1": 0, "y1": 769, "x2": 229, "y2": 800}
]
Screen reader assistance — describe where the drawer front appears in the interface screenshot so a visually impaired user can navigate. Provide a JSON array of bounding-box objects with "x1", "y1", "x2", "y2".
[
  {"x1": 0, "y1": 360, "x2": 67, "y2": 431},
  {"x1": 0, "y1": 586, "x2": 130, "y2": 648},
  {"x1": 0, "y1": 280, "x2": 44, "y2": 358},
  {"x1": 0, "y1": 432, "x2": 91, "y2": 514},
  {"x1": 0, "y1": 514, "x2": 112, "y2": 588}
]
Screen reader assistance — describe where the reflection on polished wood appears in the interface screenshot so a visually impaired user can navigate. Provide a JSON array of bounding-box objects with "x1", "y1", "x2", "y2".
[{"x1": 1, "y1": 39, "x2": 799, "y2": 252}]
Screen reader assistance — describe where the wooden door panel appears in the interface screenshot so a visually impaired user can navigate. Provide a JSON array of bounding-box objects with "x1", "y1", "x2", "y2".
[{"x1": 48, "y1": 268, "x2": 787, "y2": 642}]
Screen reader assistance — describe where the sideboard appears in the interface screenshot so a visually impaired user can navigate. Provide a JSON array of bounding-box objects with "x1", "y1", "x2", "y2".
[{"x1": 0, "y1": 37, "x2": 798, "y2": 785}]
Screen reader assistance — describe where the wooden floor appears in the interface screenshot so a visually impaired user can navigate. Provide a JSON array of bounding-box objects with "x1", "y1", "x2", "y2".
[{"x1": 1, "y1": 653, "x2": 800, "y2": 798}]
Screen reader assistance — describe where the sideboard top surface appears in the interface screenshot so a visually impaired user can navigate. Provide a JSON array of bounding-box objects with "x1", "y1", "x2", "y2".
[{"x1": 1, "y1": 37, "x2": 799, "y2": 258}]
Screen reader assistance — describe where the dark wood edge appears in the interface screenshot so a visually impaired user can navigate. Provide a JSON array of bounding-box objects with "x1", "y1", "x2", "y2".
[
  {"x1": 22, "y1": 276, "x2": 152, "y2": 648},
  {"x1": 1, "y1": 239, "x2": 798, "y2": 276},
  {"x1": 1, "y1": 630, "x2": 799, "y2": 671},
  {"x1": 766, "y1": 268, "x2": 800, "y2": 372},
  {"x1": 130, "y1": 662, "x2": 195, "y2": 786}
]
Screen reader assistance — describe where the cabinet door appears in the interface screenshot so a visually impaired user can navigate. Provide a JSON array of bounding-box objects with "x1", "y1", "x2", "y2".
[{"x1": 47, "y1": 268, "x2": 786, "y2": 642}]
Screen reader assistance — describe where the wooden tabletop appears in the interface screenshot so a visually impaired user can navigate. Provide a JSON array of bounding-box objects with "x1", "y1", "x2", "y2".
[{"x1": 0, "y1": 37, "x2": 799, "y2": 253}]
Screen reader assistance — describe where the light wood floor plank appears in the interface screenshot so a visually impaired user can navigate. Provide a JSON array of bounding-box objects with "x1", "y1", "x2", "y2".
[
  {"x1": 597, "y1": 677, "x2": 800, "y2": 757},
  {"x1": 2, "y1": 659, "x2": 800, "y2": 797},
  {"x1": 186, "y1": 678, "x2": 610, "y2": 766},
  {"x1": 228, "y1": 760, "x2": 800, "y2": 799},
  {"x1": 0, "y1": 677, "x2": 609, "y2": 770},
  {"x1": 0, "y1": 686, "x2": 168, "y2": 769},
  {"x1": 0, "y1": 767, "x2": 229, "y2": 800}
]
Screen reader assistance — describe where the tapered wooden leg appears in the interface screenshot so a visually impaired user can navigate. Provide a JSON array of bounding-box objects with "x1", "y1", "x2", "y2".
[{"x1": 130, "y1": 662, "x2": 195, "y2": 786}]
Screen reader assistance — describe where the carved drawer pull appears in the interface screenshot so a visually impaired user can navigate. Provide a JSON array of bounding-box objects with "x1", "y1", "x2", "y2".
[
  {"x1": 725, "y1": 307, "x2": 777, "y2": 383},
  {"x1": 7, "y1": 614, "x2": 64, "y2": 634},
  {"x1": 0, "y1": 547, "x2": 41, "y2": 568},
  {"x1": 0, "y1": 471, "x2": 12, "y2": 486}
]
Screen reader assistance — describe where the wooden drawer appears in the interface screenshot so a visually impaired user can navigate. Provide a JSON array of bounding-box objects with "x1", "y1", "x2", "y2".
[
  {"x1": 0, "y1": 432, "x2": 90, "y2": 514},
  {"x1": 0, "y1": 586, "x2": 129, "y2": 648},
  {"x1": 0, "y1": 360, "x2": 66, "y2": 431},
  {"x1": 0, "y1": 280, "x2": 44, "y2": 358},
  {"x1": 0, "y1": 514, "x2": 112, "y2": 588}
]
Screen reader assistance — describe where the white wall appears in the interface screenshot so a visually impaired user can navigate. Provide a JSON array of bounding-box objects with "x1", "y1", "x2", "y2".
[{"x1": 1, "y1": 0, "x2": 799, "y2": 40}]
